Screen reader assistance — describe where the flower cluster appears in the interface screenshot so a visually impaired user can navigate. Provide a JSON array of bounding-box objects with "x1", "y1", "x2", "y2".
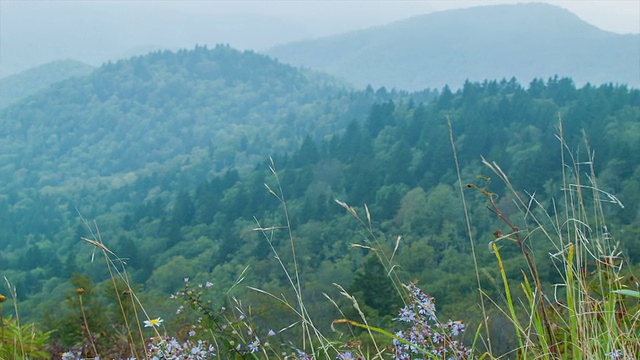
[
  {"x1": 60, "y1": 352, "x2": 89, "y2": 360},
  {"x1": 283, "y1": 350, "x2": 362, "y2": 359},
  {"x1": 170, "y1": 278, "x2": 281, "y2": 357},
  {"x1": 171, "y1": 278, "x2": 218, "y2": 322},
  {"x1": 61, "y1": 352, "x2": 136, "y2": 360},
  {"x1": 393, "y1": 282, "x2": 473, "y2": 359},
  {"x1": 337, "y1": 351, "x2": 356, "y2": 360},
  {"x1": 146, "y1": 336, "x2": 216, "y2": 359}
]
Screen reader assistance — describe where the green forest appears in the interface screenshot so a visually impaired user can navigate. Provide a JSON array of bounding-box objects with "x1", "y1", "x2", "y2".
[{"x1": 0, "y1": 45, "x2": 639, "y2": 359}]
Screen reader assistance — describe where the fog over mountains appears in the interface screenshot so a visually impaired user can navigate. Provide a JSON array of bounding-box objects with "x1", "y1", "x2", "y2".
[
  {"x1": 2, "y1": 2, "x2": 638, "y2": 92},
  {"x1": 267, "y1": 3, "x2": 640, "y2": 90}
]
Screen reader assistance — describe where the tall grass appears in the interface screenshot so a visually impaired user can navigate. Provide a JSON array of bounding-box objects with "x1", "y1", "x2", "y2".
[{"x1": 464, "y1": 119, "x2": 639, "y2": 359}]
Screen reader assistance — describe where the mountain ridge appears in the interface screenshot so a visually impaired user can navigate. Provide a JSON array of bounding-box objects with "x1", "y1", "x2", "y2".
[{"x1": 266, "y1": 3, "x2": 640, "y2": 90}]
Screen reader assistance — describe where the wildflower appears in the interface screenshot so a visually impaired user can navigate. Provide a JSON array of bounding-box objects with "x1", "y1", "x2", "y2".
[
  {"x1": 61, "y1": 352, "x2": 78, "y2": 360},
  {"x1": 188, "y1": 329, "x2": 196, "y2": 337},
  {"x1": 432, "y1": 332, "x2": 444, "y2": 344},
  {"x1": 205, "y1": 281, "x2": 214, "y2": 288},
  {"x1": 393, "y1": 330, "x2": 404, "y2": 346},
  {"x1": 394, "y1": 282, "x2": 472, "y2": 359},
  {"x1": 398, "y1": 306, "x2": 416, "y2": 322},
  {"x1": 147, "y1": 336, "x2": 216, "y2": 359},
  {"x1": 337, "y1": 351, "x2": 354, "y2": 360},
  {"x1": 191, "y1": 345, "x2": 202, "y2": 355},
  {"x1": 447, "y1": 320, "x2": 465, "y2": 336},
  {"x1": 248, "y1": 339, "x2": 260, "y2": 353},
  {"x1": 144, "y1": 317, "x2": 164, "y2": 327},
  {"x1": 606, "y1": 350, "x2": 624, "y2": 360},
  {"x1": 267, "y1": 329, "x2": 276, "y2": 336},
  {"x1": 291, "y1": 350, "x2": 313, "y2": 360}
]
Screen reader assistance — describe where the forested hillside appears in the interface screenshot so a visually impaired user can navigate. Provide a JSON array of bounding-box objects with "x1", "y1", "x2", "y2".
[
  {"x1": 0, "y1": 45, "x2": 431, "y2": 273},
  {"x1": 267, "y1": 3, "x2": 640, "y2": 90},
  {"x1": 0, "y1": 44, "x2": 430, "y2": 319},
  {"x1": 1, "y1": 49, "x2": 638, "y2": 355}
]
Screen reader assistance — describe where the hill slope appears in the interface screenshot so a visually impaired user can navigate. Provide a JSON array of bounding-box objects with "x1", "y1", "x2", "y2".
[
  {"x1": 0, "y1": 60, "x2": 94, "y2": 109},
  {"x1": 0, "y1": 45, "x2": 385, "y2": 200},
  {"x1": 266, "y1": 3, "x2": 640, "y2": 90}
]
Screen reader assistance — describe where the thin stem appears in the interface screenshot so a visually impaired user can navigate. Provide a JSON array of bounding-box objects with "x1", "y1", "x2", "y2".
[
  {"x1": 78, "y1": 291, "x2": 99, "y2": 357},
  {"x1": 481, "y1": 186, "x2": 557, "y2": 356},
  {"x1": 0, "y1": 296, "x2": 5, "y2": 347},
  {"x1": 447, "y1": 114, "x2": 492, "y2": 353}
]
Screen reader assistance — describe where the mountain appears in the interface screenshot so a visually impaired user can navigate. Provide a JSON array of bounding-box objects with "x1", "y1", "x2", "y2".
[
  {"x1": 266, "y1": 3, "x2": 640, "y2": 91},
  {"x1": 0, "y1": 45, "x2": 421, "y2": 211},
  {"x1": 0, "y1": 60, "x2": 94, "y2": 109},
  {"x1": 0, "y1": 44, "x2": 434, "y2": 321},
  {"x1": 0, "y1": 46, "x2": 326, "y2": 193}
]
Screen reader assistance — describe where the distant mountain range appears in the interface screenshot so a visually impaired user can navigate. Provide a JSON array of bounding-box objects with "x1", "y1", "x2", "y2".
[
  {"x1": 0, "y1": 60, "x2": 94, "y2": 109},
  {"x1": 266, "y1": 3, "x2": 640, "y2": 90}
]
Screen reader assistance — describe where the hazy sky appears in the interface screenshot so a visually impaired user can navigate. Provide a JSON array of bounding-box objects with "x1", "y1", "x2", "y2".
[
  {"x1": 1, "y1": 1, "x2": 639, "y2": 77},
  {"x1": 158, "y1": 0, "x2": 640, "y2": 34}
]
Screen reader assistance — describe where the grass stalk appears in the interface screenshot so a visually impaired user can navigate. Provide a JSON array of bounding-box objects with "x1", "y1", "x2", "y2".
[
  {"x1": 564, "y1": 242, "x2": 580, "y2": 359},
  {"x1": 254, "y1": 157, "x2": 340, "y2": 357},
  {"x1": 4, "y1": 277, "x2": 25, "y2": 359},
  {"x1": 76, "y1": 288, "x2": 99, "y2": 357},
  {"x1": 446, "y1": 114, "x2": 492, "y2": 353},
  {"x1": 0, "y1": 292, "x2": 5, "y2": 348},
  {"x1": 478, "y1": 159, "x2": 557, "y2": 356},
  {"x1": 491, "y1": 242, "x2": 524, "y2": 353}
]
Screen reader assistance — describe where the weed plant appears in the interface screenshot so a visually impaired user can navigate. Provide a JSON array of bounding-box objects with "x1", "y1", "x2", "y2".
[
  {"x1": 0, "y1": 278, "x2": 53, "y2": 360},
  {"x1": 465, "y1": 122, "x2": 640, "y2": 359}
]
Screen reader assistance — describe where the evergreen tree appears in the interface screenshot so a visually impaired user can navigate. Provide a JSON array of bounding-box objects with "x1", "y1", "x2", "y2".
[{"x1": 350, "y1": 256, "x2": 401, "y2": 318}]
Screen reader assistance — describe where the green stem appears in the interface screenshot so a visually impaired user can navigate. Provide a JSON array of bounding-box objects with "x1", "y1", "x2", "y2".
[{"x1": 492, "y1": 243, "x2": 525, "y2": 352}]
